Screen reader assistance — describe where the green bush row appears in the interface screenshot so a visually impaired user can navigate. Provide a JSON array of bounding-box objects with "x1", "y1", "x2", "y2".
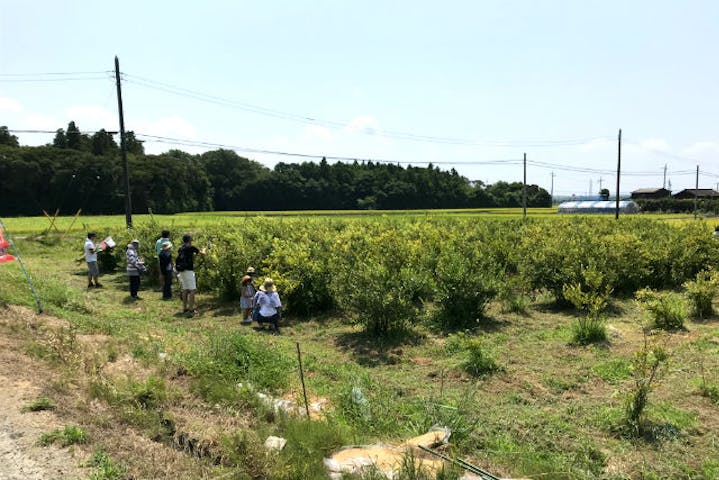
[{"x1": 107, "y1": 217, "x2": 719, "y2": 333}]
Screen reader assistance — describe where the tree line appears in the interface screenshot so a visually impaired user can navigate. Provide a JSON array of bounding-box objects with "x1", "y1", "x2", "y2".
[{"x1": 0, "y1": 123, "x2": 551, "y2": 216}]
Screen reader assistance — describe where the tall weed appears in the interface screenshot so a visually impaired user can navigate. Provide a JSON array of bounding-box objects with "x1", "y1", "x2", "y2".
[
  {"x1": 635, "y1": 289, "x2": 687, "y2": 330},
  {"x1": 683, "y1": 269, "x2": 719, "y2": 319}
]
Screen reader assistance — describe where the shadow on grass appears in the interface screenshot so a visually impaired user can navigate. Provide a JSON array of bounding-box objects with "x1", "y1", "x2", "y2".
[
  {"x1": 334, "y1": 328, "x2": 426, "y2": 367},
  {"x1": 426, "y1": 314, "x2": 509, "y2": 336}
]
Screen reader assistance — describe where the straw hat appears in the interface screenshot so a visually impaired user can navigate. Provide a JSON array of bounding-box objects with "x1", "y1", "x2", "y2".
[
  {"x1": 259, "y1": 278, "x2": 277, "y2": 293},
  {"x1": 246, "y1": 266, "x2": 256, "y2": 274},
  {"x1": 162, "y1": 241, "x2": 172, "y2": 250}
]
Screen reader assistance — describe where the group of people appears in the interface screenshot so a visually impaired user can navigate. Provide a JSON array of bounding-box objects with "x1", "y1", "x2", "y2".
[
  {"x1": 240, "y1": 268, "x2": 282, "y2": 331},
  {"x1": 83, "y1": 230, "x2": 282, "y2": 329}
]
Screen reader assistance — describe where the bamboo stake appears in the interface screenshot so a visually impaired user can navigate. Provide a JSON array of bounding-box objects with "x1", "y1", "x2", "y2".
[{"x1": 296, "y1": 342, "x2": 310, "y2": 418}]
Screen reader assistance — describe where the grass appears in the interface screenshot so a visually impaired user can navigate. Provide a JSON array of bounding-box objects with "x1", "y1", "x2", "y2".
[
  {"x1": 39, "y1": 425, "x2": 88, "y2": 447},
  {"x1": 0, "y1": 214, "x2": 718, "y2": 479},
  {"x1": 21, "y1": 396, "x2": 55, "y2": 412},
  {"x1": 86, "y1": 449, "x2": 127, "y2": 480}
]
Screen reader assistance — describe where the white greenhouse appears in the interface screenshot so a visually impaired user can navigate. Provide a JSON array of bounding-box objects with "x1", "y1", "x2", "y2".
[{"x1": 557, "y1": 200, "x2": 640, "y2": 214}]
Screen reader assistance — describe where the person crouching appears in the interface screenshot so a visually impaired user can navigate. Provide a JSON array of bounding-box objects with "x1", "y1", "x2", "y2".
[{"x1": 254, "y1": 278, "x2": 282, "y2": 331}]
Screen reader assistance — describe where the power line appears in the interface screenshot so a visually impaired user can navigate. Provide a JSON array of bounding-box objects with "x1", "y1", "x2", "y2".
[
  {"x1": 135, "y1": 133, "x2": 524, "y2": 166},
  {"x1": 0, "y1": 71, "x2": 113, "y2": 83},
  {"x1": 9, "y1": 128, "x2": 707, "y2": 178},
  {"x1": 121, "y1": 72, "x2": 613, "y2": 148},
  {"x1": 0, "y1": 76, "x2": 112, "y2": 83},
  {"x1": 0, "y1": 71, "x2": 111, "y2": 76}
]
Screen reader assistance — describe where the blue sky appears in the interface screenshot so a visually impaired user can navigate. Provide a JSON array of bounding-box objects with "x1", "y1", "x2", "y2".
[{"x1": 1, "y1": 0, "x2": 718, "y2": 197}]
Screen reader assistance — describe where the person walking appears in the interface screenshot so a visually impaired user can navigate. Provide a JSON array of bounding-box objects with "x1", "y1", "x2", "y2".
[
  {"x1": 240, "y1": 275, "x2": 256, "y2": 323},
  {"x1": 158, "y1": 241, "x2": 174, "y2": 300},
  {"x1": 126, "y1": 239, "x2": 145, "y2": 300},
  {"x1": 254, "y1": 278, "x2": 282, "y2": 332},
  {"x1": 176, "y1": 234, "x2": 206, "y2": 315},
  {"x1": 84, "y1": 232, "x2": 102, "y2": 288}
]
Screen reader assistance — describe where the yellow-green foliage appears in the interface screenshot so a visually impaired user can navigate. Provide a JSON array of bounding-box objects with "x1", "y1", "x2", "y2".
[{"x1": 93, "y1": 216, "x2": 719, "y2": 329}]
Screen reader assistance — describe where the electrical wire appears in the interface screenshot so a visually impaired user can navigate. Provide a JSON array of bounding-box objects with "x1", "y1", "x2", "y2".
[
  {"x1": 121, "y1": 72, "x2": 613, "y2": 148},
  {"x1": 0, "y1": 71, "x2": 111, "y2": 76},
  {"x1": 135, "y1": 133, "x2": 524, "y2": 166}
]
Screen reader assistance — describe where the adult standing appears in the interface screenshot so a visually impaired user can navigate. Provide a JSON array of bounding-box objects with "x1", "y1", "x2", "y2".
[
  {"x1": 126, "y1": 239, "x2": 145, "y2": 300},
  {"x1": 158, "y1": 241, "x2": 174, "y2": 300},
  {"x1": 84, "y1": 232, "x2": 102, "y2": 288},
  {"x1": 254, "y1": 278, "x2": 282, "y2": 332},
  {"x1": 155, "y1": 230, "x2": 171, "y2": 276},
  {"x1": 176, "y1": 234, "x2": 206, "y2": 314}
]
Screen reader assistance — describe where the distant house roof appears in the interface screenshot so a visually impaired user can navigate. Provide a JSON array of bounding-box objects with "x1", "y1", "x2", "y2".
[
  {"x1": 673, "y1": 189, "x2": 719, "y2": 199},
  {"x1": 632, "y1": 188, "x2": 668, "y2": 194}
]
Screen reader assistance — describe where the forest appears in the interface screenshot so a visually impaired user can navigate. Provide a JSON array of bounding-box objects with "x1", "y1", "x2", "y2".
[{"x1": 0, "y1": 124, "x2": 551, "y2": 216}]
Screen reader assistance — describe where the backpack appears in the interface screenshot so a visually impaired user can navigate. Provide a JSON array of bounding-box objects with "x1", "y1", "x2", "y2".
[{"x1": 175, "y1": 247, "x2": 187, "y2": 272}]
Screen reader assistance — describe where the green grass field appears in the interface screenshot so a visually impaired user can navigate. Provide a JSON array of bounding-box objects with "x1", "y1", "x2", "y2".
[{"x1": 0, "y1": 211, "x2": 718, "y2": 479}]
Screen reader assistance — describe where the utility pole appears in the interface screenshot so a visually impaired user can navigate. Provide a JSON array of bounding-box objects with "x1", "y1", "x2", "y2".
[
  {"x1": 115, "y1": 56, "x2": 132, "y2": 229},
  {"x1": 599, "y1": 177, "x2": 603, "y2": 192},
  {"x1": 663, "y1": 164, "x2": 667, "y2": 189},
  {"x1": 550, "y1": 172, "x2": 555, "y2": 204},
  {"x1": 522, "y1": 153, "x2": 527, "y2": 220},
  {"x1": 589, "y1": 179, "x2": 593, "y2": 198},
  {"x1": 615, "y1": 129, "x2": 621, "y2": 220},
  {"x1": 694, "y1": 165, "x2": 699, "y2": 219}
]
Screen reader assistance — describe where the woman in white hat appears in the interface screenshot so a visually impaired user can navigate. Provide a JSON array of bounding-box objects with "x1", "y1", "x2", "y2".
[
  {"x1": 125, "y1": 239, "x2": 145, "y2": 300},
  {"x1": 253, "y1": 278, "x2": 282, "y2": 331}
]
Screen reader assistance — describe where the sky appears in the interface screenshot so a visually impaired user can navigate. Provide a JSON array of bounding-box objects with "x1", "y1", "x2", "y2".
[{"x1": 1, "y1": 0, "x2": 718, "y2": 197}]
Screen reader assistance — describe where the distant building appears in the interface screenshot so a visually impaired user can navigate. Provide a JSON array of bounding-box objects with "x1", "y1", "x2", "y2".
[
  {"x1": 557, "y1": 200, "x2": 640, "y2": 214},
  {"x1": 630, "y1": 188, "x2": 671, "y2": 199},
  {"x1": 672, "y1": 189, "x2": 719, "y2": 199}
]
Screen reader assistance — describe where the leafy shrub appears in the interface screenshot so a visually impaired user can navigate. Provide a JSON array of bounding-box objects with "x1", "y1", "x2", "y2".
[
  {"x1": 563, "y1": 268, "x2": 611, "y2": 345},
  {"x1": 683, "y1": 269, "x2": 719, "y2": 319},
  {"x1": 178, "y1": 330, "x2": 292, "y2": 394},
  {"x1": 329, "y1": 225, "x2": 427, "y2": 335},
  {"x1": 264, "y1": 232, "x2": 335, "y2": 316},
  {"x1": 635, "y1": 289, "x2": 687, "y2": 330},
  {"x1": 623, "y1": 333, "x2": 669, "y2": 436},
  {"x1": 462, "y1": 339, "x2": 501, "y2": 377},
  {"x1": 433, "y1": 243, "x2": 501, "y2": 329}
]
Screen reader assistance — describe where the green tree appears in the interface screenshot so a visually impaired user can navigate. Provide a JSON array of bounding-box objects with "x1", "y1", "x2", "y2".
[
  {"x1": 0, "y1": 126, "x2": 19, "y2": 147},
  {"x1": 124, "y1": 131, "x2": 144, "y2": 155},
  {"x1": 90, "y1": 129, "x2": 118, "y2": 156},
  {"x1": 52, "y1": 128, "x2": 68, "y2": 148},
  {"x1": 66, "y1": 121, "x2": 89, "y2": 151}
]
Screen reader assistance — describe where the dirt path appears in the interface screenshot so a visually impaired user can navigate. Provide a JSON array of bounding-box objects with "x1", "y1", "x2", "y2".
[{"x1": 0, "y1": 309, "x2": 86, "y2": 480}]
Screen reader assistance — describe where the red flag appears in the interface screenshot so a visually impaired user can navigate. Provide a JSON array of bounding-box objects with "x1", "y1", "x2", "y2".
[{"x1": 0, "y1": 232, "x2": 15, "y2": 263}]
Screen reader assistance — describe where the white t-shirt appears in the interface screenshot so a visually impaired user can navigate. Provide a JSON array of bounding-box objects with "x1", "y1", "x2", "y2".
[
  {"x1": 84, "y1": 238, "x2": 97, "y2": 262},
  {"x1": 258, "y1": 291, "x2": 282, "y2": 316}
]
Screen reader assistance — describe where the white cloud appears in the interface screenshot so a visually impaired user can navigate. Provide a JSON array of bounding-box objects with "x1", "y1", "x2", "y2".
[
  {"x1": 577, "y1": 137, "x2": 614, "y2": 153},
  {"x1": 304, "y1": 124, "x2": 332, "y2": 141},
  {"x1": 682, "y1": 141, "x2": 719, "y2": 159},
  {"x1": 345, "y1": 115, "x2": 379, "y2": 134},
  {"x1": 629, "y1": 138, "x2": 671, "y2": 154},
  {"x1": 22, "y1": 113, "x2": 60, "y2": 131},
  {"x1": 132, "y1": 116, "x2": 200, "y2": 154},
  {"x1": 0, "y1": 96, "x2": 22, "y2": 112},
  {"x1": 65, "y1": 105, "x2": 117, "y2": 131}
]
